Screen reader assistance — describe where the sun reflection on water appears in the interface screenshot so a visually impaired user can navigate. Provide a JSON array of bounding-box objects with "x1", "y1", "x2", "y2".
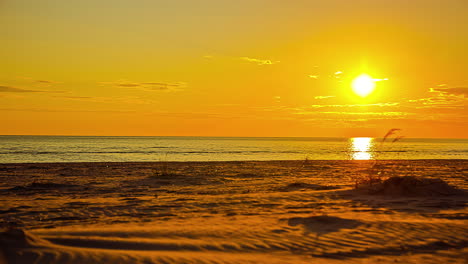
[{"x1": 350, "y1": 137, "x2": 374, "y2": 160}]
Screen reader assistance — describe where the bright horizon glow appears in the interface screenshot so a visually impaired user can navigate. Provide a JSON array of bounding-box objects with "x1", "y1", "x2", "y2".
[{"x1": 351, "y1": 74, "x2": 376, "y2": 97}]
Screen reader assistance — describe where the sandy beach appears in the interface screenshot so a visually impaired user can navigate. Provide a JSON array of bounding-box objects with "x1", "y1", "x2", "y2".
[
  {"x1": 2, "y1": 0, "x2": 467, "y2": 263},
  {"x1": 1, "y1": 160, "x2": 467, "y2": 263}
]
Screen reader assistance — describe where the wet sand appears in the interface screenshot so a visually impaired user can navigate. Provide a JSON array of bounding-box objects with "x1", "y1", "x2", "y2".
[{"x1": 0, "y1": 160, "x2": 467, "y2": 263}]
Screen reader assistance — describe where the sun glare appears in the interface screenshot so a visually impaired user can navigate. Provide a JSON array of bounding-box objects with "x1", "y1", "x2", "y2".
[
  {"x1": 350, "y1": 137, "x2": 374, "y2": 160},
  {"x1": 352, "y1": 74, "x2": 376, "y2": 97}
]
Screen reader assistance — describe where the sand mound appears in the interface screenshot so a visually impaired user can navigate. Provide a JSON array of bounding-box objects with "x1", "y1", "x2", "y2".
[
  {"x1": 0, "y1": 228, "x2": 52, "y2": 249},
  {"x1": 278, "y1": 182, "x2": 338, "y2": 192},
  {"x1": 287, "y1": 215, "x2": 363, "y2": 236},
  {"x1": 140, "y1": 172, "x2": 227, "y2": 187},
  {"x1": 359, "y1": 176, "x2": 466, "y2": 197}
]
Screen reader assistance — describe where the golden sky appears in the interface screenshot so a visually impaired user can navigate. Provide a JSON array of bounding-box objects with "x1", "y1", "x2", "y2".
[{"x1": 1, "y1": 0, "x2": 467, "y2": 138}]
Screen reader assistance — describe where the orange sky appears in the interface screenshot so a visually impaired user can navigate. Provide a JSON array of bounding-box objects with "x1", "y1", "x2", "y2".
[{"x1": 1, "y1": 0, "x2": 467, "y2": 138}]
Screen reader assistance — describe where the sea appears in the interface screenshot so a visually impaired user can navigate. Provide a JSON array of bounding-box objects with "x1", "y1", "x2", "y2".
[{"x1": 0, "y1": 136, "x2": 467, "y2": 163}]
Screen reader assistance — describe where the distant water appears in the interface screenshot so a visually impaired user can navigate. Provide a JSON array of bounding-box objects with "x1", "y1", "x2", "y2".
[{"x1": 0, "y1": 136, "x2": 467, "y2": 163}]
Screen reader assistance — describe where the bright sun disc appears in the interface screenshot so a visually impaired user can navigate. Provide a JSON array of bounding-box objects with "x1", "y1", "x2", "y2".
[{"x1": 352, "y1": 74, "x2": 376, "y2": 97}]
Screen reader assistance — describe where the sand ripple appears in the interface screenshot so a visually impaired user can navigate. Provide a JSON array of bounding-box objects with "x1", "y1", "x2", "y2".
[{"x1": 0, "y1": 160, "x2": 467, "y2": 263}]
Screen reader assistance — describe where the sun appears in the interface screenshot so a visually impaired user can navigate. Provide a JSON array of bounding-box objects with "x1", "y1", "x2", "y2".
[{"x1": 351, "y1": 74, "x2": 376, "y2": 97}]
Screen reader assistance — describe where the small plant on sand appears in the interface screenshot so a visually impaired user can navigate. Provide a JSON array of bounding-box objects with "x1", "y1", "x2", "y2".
[
  {"x1": 353, "y1": 128, "x2": 404, "y2": 188},
  {"x1": 152, "y1": 153, "x2": 174, "y2": 177},
  {"x1": 301, "y1": 154, "x2": 311, "y2": 168}
]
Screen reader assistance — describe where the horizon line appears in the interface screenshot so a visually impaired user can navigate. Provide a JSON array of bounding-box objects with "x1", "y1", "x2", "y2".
[{"x1": 0, "y1": 134, "x2": 467, "y2": 140}]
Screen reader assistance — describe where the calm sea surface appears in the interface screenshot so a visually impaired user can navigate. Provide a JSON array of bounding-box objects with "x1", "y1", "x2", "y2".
[{"x1": 0, "y1": 136, "x2": 466, "y2": 163}]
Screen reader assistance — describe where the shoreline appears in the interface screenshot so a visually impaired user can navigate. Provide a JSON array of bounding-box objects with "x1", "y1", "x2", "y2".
[{"x1": 1, "y1": 158, "x2": 467, "y2": 165}]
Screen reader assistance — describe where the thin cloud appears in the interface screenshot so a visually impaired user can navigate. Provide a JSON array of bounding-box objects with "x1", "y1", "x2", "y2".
[
  {"x1": 407, "y1": 97, "x2": 465, "y2": 109},
  {"x1": 291, "y1": 110, "x2": 411, "y2": 123},
  {"x1": 314, "y1": 95, "x2": 335, "y2": 100},
  {"x1": 308, "y1": 75, "x2": 319, "y2": 79},
  {"x1": 36, "y1": 80, "x2": 60, "y2": 84},
  {"x1": 293, "y1": 111, "x2": 408, "y2": 117},
  {"x1": 373, "y1": 78, "x2": 389, "y2": 82},
  {"x1": 115, "y1": 83, "x2": 140, "y2": 87},
  {"x1": 319, "y1": 111, "x2": 407, "y2": 116},
  {"x1": 405, "y1": 86, "x2": 468, "y2": 109},
  {"x1": 430, "y1": 87, "x2": 468, "y2": 97},
  {"x1": 308, "y1": 102, "x2": 400, "y2": 108},
  {"x1": 101, "y1": 81, "x2": 186, "y2": 91},
  {"x1": 142, "y1": 82, "x2": 186, "y2": 90},
  {"x1": 0, "y1": 85, "x2": 63, "y2": 93},
  {"x1": 240, "y1": 57, "x2": 279, "y2": 65},
  {"x1": 54, "y1": 96, "x2": 94, "y2": 99},
  {"x1": 0, "y1": 86, "x2": 42, "y2": 93},
  {"x1": 51, "y1": 95, "x2": 157, "y2": 105},
  {"x1": 252, "y1": 94, "x2": 464, "y2": 124},
  {"x1": 18, "y1": 77, "x2": 61, "y2": 84},
  {"x1": 333, "y1": 71, "x2": 343, "y2": 78},
  {"x1": 0, "y1": 107, "x2": 135, "y2": 113}
]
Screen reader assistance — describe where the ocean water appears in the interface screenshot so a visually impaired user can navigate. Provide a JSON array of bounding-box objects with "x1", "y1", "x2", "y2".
[{"x1": 0, "y1": 136, "x2": 466, "y2": 163}]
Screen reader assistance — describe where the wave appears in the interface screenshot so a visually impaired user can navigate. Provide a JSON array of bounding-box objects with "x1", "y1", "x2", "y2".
[
  {"x1": 2, "y1": 149, "x2": 467, "y2": 155},
  {"x1": 0, "y1": 150, "x2": 303, "y2": 155}
]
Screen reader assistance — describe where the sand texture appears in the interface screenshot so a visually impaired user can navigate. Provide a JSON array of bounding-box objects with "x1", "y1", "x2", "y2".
[{"x1": 0, "y1": 160, "x2": 467, "y2": 263}]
